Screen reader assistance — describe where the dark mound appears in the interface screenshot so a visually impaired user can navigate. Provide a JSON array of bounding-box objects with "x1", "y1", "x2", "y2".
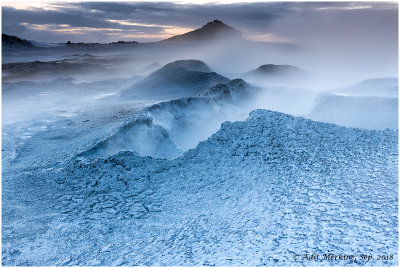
[
  {"x1": 247, "y1": 64, "x2": 308, "y2": 77},
  {"x1": 120, "y1": 60, "x2": 229, "y2": 99},
  {"x1": 161, "y1": 59, "x2": 212, "y2": 72},
  {"x1": 2, "y1": 34, "x2": 35, "y2": 49},
  {"x1": 243, "y1": 64, "x2": 311, "y2": 85}
]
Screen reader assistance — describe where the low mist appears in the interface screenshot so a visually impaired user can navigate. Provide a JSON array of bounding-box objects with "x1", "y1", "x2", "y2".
[{"x1": 2, "y1": 13, "x2": 398, "y2": 161}]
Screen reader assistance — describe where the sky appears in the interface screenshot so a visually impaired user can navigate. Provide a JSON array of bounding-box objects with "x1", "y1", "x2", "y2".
[{"x1": 1, "y1": 0, "x2": 398, "y2": 47}]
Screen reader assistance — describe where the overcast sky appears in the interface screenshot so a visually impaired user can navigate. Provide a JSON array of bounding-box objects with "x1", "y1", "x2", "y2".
[{"x1": 2, "y1": 0, "x2": 398, "y2": 49}]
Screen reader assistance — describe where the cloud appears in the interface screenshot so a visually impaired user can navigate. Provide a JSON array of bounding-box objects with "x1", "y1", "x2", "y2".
[{"x1": 1, "y1": 1, "x2": 397, "y2": 45}]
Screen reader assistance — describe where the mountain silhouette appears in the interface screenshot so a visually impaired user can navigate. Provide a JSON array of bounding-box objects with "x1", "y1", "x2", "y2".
[
  {"x1": 2, "y1": 34, "x2": 35, "y2": 49},
  {"x1": 163, "y1": 19, "x2": 242, "y2": 42}
]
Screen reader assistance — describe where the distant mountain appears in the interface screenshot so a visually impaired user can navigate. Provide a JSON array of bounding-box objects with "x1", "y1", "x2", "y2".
[
  {"x1": 2, "y1": 34, "x2": 35, "y2": 49},
  {"x1": 335, "y1": 78, "x2": 398, "y2": 98},
  {"x1": 120, "y1": 59, "x2": 229, "y2": 99},
  {"x1": 162, "y1": 19, "x2": 242, "y2": 42}
]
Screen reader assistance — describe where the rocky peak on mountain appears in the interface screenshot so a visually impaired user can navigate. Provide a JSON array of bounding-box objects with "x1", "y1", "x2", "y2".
[{"x1": 163, "y1": 19, "x2": 242, "y2": 42}]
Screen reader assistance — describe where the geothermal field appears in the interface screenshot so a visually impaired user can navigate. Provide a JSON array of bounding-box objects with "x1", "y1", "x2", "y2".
[{"x1": 2, "y1": 2, "x2": 398, "y2": 266}]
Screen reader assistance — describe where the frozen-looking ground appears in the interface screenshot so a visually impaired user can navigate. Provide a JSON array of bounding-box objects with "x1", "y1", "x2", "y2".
[
  {"x1": 1, "y1": 48, "x2": 398, "y2": 266},
  {"x1": 2, "y1": 108, "x2": 398, "y2": 266}
]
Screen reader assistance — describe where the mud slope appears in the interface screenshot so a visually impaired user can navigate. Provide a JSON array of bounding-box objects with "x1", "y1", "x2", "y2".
[{"x1": 2, "y1": 109, "x2": 397, "y2": 266}]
